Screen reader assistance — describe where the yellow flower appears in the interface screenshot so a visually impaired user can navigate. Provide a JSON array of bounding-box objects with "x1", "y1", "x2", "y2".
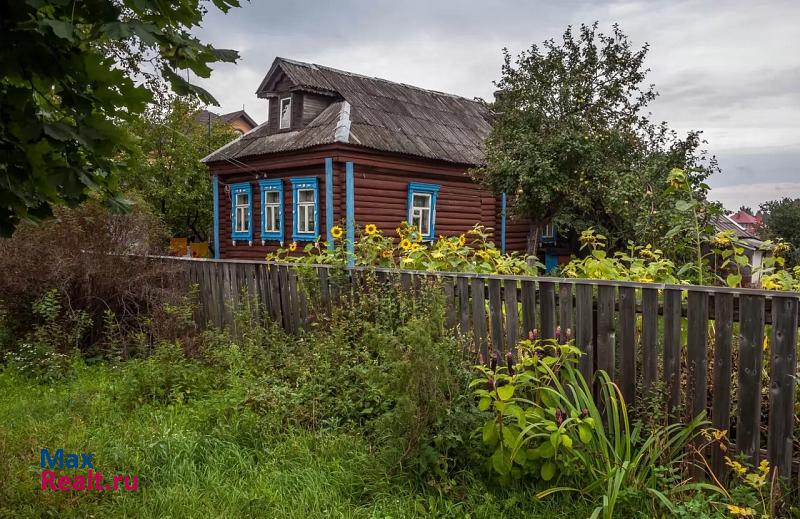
[
  {"x1": 364, "y1": 224, "x2": 377, "y2": 236},
  {"x1": 381, "y1": 249, "x2": 392, "y2": 258},
  {"x1": 411, "y1": 243, "x2": 421, "y2": 252},
  {"x1": 432, "y1": 251, "x2": 445, "y2": 259},
  {"x1": 401, "y1": 257, "x2": 414, "y2": 265},
  {"x1": 288, "y1": 242, "x2": 297, "y2": 252},
  {"x1": 400, "y1": 238, "x2": 412, "y2": 250},
  {"x1": 725, "y1": 456, "x2": 747, "y2": 476},
  {"x1": 762, "y1": 335, "x2": 769, "y2": 351},
  {"x1": 458, "y1": 235, "x2": 466, "y2": 247},
  {"x1": 726, "y1": 504, "x2": 755, "y2": 517},
  {"x1": 758, "y1": 460, "x2": 770, "y2": 475},
  {"x1": 762, "y1": 276, "x2": 781, "y2": 290},
  {"x1": 330, "y1": 226, "x2": 343, "y2": 239}
]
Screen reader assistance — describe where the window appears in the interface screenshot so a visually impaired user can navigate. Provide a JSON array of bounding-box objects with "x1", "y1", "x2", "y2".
[
  {"x1": 230, "y1": 183, "x2": 252, "y2": 241},
  {"x1": 406, "y1": 182, "x2": 440, "y2": 241},
  {"x1": 259, "y1": 179, "x2": 283, "y2": 242},
  {"x1": 279, "y1": 97, "x2": 291, "y2": 129},
  {"x1": 290, "y1": 177, "x2": 318, "y2": 241},
  {"x1": 540, "y1": 222, "x2": 556, "y2": 244}
]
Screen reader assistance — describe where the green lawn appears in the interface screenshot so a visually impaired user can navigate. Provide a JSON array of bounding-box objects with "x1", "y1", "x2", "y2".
[{"x1": 0, "y1": 363, "x2": 597, "y2": 518}]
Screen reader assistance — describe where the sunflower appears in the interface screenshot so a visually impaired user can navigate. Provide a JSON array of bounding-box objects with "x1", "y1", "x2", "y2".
[
  {"x1": 457, "y1": 235, "x2": 466, "y2": 247},
  {"x1": 288, "y1": 242, "x2": 297, "y2": 252},
  {"x1": 400, "y1": 238, "x2": 412, "y2": 250},
  {"x1": 330, "y1": 225, "x2": 343, "y2": 239},
  {"x1": 381, "y1": 249, "x2": 392, "y2": 258},
  {"x1": 364, "y1": 224, "x2": 378, "y2": 236},
  {"x1": 411, "y1": 243, "x2": 421, "y2": 252}
]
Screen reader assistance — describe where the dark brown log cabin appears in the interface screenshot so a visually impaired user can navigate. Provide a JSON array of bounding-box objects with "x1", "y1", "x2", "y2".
[{"x1": 203, "y1": 57, "x2": 532, "y2": 261}]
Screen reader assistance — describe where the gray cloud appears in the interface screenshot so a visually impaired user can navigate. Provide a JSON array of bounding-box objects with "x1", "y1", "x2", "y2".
[{"x1": 192, "y1": 0, "x2": 800, "y2": 210}]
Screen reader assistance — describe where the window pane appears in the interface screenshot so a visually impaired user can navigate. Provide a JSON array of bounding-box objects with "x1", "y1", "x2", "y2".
[
  {"x1": 412, "y1": 194, "x2": 430, "y2": 208},
  {"x1": 265, "y1": 191, "x2": 279, "y2": 204},
  {"x1": 298, "y1": 189, "x2": 314, "y2": 203},
  {"x1": 280, "y1": 98, "x2": 291, "y2": 128},
  {"x1": 307, "y1": 207, "x2": 315, "y2": 233},
  {"x1": 236, "y1": 207, "x2": 248, "y2": 232},
  {"x1": 419, "y1": 208, "x2": 430, "y2": 235},
  {"x1": 236, "y1": 193, "x2": 248, "y2": 207}
]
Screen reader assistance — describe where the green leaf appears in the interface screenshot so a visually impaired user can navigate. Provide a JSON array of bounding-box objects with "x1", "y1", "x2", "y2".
[
  {"x1": 578, "y1": 422, "x2": 592, "y2": 444},
  {"x1": 726, "y1": 273, "x2": 742, "y2": 288},
  {"x1": 541, "y1": 461, "x2": 557, "y2": 481},
  {"x1": 675, "y1": 200, "x2": 696, "y2": 211},
  {"x1": 561, "y1": 434, "x2": 573, "y2": 449},
  {"x1": 497, "y1": 383, "x2": 515, "y2": 401},
  {"x1": 482, "y1": 420, "x2": 499, "y2": 446},
  {"x1": 478, "y1": 396, "x2": 491, "y2": 411},
  {"x1": 39, "y1": 19, "x2": 75, "y2": 41}
]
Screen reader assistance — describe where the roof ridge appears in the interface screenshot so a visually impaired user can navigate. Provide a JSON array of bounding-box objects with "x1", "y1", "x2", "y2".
[{"x1": 275, "y1": 57, "x2": 482, "y2": 105}]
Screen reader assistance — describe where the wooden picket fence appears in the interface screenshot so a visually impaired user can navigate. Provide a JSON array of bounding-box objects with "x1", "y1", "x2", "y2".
[{"x1": 165, "y1": 256, "x2": 799, "y2": 485}]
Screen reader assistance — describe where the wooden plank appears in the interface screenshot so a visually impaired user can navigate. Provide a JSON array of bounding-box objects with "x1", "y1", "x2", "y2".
[
  {"x1": 278, "y1": 265, "x2": 292, "y2": 332},
  {"x1": 575, "y1": 284, "x2": 594, "y2": 383},
  {"x1": 443, "y1": 276, "x2": 457, "y2": 330},
  {"x1": 488, "y1": 278, "x2": 503, "y2": 354},
  {"x1": 457, "y1": 276, "x2": 470, "y2": 337},
  {"x1": 539, "y1": 281, "x2": 556, "y2": 339},
  {"x1": 767, "y1": 296, "x2": 798, "y2": 479},
  {"x1": 558, "y1": 283, "x2": 573, "y2": 344},
  {"x1": 471, "y1": 278, "x2": 488, "y2": 363},
  {"x1": 504, "y1": 280, "x2": 519, "y2": 352},
  {"x1": 596, "y1": 285, "x2": 615, "y2": 379},
  {"x1": 641, "y1": 288, "x2": 659, "y2": 395},
  {"x1": 687, "y1": 291, "x2": 709, "y2": 421},
  {"x1": 521, "y1": 280, "x2": 536, "y2": 338},
  {"x1": 737, "y1": 294, "x2": 765, "y2": 464},
  {"x1": 618, "y1": 286, "x2": 636, "y2": 407},
  {"x1": 711, "y1": 292, "x2": 734, "y2": 481},
  {"x1": 663, "y1": 289, "x2": 682, "y2": 418},
  {"x1": 318, "y1": 267, "x2": 330, "y2": 315},
  {"x1": 268, "y1": 266, "x2": 282, "y2": 325}
]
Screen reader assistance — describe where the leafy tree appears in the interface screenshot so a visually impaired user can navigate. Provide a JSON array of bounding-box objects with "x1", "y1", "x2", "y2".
[
  {"x1": 0, "y1": 0, "x2": 240, "y2": 236},
  {"x1": 121, "y1": 90, "x2": 236, "y2": 241},
  {"x1": 472, "y1": 23, "x2": 716, "y2": 256},
  {"x1": 760, "y1": 198, "x2": 800, "y2": 266}
]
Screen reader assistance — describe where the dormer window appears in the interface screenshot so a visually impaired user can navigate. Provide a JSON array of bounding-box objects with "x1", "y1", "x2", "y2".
[{"x1": 279, "y1": 97, "x2": 291, "y2": 129}]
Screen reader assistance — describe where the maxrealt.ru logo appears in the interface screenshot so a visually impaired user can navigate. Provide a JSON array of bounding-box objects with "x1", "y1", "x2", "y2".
[{"x1": 40, "y1": 448, "x2": 138, "y2": 492}]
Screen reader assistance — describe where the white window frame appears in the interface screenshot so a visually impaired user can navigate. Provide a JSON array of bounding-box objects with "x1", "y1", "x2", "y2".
[
  {"x1": 279, "y1": 96, "x2": 292, "y2": 129},
  {"x1": 296, "y1": 188, "x2": 316, "y2": 235},
  {"x1": 235, "y1": 192, "x2": 250, "y2": 233},
  {"x1": 410, "y1": 193, "x2": 432, "y2": 237},
  {"x1": 263, "y1": 190, "x2": 281, "y2": 233}
]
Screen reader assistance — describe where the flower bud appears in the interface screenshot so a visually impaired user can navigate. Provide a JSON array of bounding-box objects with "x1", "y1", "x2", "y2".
[
  {"x1": 555, "y1": 408, "x2": 564, "y2": 426},
  {"x1": 506, "y1": 351, "x2": 514, "y2": 375},
  {"x1": 566, "y1": 328, "x2": 572, "y2": 341},
  {"x1": 580, "y1": 408, "x2": 589, "y2": 419},
  {"x1": 555, "y1": 325, "x2": 562, "y2": 341},
  {"x1": 490, "y1": 351, "x2": 498, "y2": 372}
]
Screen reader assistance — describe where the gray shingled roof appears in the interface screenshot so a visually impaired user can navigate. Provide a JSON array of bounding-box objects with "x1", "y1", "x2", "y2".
[
  {"x1": 203, "y1": 58, "x2": 491, "y2": 165},
  {"x1": 714, "y1": 215, "x2": 765, "y2": 250}
]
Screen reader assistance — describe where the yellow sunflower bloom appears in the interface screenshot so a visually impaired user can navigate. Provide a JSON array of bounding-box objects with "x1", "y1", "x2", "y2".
[
  {"x1": 411, "y1": 243, "x2": 421, "y2": 252},
  {"x1": 288, "y1": 242, "x2": 297, "y2": 252},
  {"x1": 400, "y1": 239, "x2": 412, "y2": 250},
  {"x1": 364, "y1": 224, "x2": 378, "y2": 236},
  {"x1": 381, "y1": 249, "x2": 392, "y2": 258},
  {"x1": 458, "y1": 235, "x2": 466, "y2": 247},
  {"x1": 330, "y1": 226, "x2": 343, "y2": 239}
]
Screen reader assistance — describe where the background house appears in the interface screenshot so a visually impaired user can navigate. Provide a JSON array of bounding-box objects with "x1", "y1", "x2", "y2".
[
  {"x1": 195, "y1": 109, "x2": 259, "y2": 135},
  {"x1": 728, "y1": 209, "x2": 764, "y2": 237},
  {"x1": 203, "y1": 58, "x2": 562, "y2": 262},
  {"x1": 714, "y1": 214, "x2": 770, "y2": 286}
]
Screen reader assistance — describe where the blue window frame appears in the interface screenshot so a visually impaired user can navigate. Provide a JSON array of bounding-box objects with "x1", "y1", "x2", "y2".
[
  {"x1": 259, "y1": 179, "x2": 283, "y2": 242},
  {"x1": 540, "y1": 222, "x2": 556, "y2": 244},
  {"x1": 407, "y1": 182, "x2": 440, "y2": 241},
  {"x1": 291, "y1": 177, "x2": 318, "y2": 241},
  {"x1": 230, "y1": 182, "x2": 252, "y2": 241}
]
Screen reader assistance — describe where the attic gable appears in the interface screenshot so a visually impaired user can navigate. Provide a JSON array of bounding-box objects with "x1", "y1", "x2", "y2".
[{"x1": 256, "y1": 58, "x2": 340, "y2": 98}]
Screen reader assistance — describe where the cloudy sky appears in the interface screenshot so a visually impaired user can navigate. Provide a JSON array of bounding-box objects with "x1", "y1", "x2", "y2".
[{"x1": 192, "y1": 0, "x2": 799, "y2": 212}]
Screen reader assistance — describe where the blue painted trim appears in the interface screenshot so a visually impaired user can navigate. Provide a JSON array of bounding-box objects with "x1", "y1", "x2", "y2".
[
  {"x1": 259, "y1": 179, "x2": 283, "y2": 242},
  {"x1": 212, "y1": 175, "x2": 220, "y2": 259},
  {"x1": 406, "y1": 182, "x2": 440, "y2": 241},
  {"x1": 290, "y1": 177, "x2": 319, "y2": 242},
  {"x1": 545, "y1": 254, "x2": 559, "y2": 273},
  {"x1": 325, "y1": 158, "x2": 334, "y2": 251},
  {"x1": 345, "y1": 161, "x2": 355, "y2": 267},
  {"x1": 230, "y1": 182, "x2": 253, "y2": 242},
  {"x1": 501, "y1": 192, "x2": 507, "y2": 254}
]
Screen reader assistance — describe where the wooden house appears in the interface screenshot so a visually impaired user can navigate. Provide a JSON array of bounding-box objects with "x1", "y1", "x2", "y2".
[
  {"x1": 203, "y1": 57, "x2": 549, "y2": 261},
  {"x1": 195, "y1": 109, "x2": 259, "y2": 135}
]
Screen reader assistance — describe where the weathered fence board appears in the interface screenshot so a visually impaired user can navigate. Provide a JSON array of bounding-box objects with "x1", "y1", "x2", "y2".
[{"x1": 166, "y1": 257, "x2": 800, "y2": 486}]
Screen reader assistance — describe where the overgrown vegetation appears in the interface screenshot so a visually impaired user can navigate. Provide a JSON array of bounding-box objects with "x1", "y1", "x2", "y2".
[{"x1": 2, "y1": 270, "x2": 797, "y2": 517}]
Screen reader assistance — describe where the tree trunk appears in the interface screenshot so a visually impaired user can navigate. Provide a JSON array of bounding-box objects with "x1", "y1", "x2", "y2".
[{"x1": 526, "y1": 220, "x2": 540, "y2": 261}]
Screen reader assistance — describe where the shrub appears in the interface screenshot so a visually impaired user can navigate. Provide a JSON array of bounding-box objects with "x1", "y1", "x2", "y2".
[{"x1": 0, "y1": 198, "x2": 191, "y2": 357}]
